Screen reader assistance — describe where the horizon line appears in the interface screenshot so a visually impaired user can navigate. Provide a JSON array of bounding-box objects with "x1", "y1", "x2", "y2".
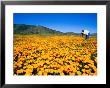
[{"x1": 14, "y1": 23, "x2": 97, "y2": 34}]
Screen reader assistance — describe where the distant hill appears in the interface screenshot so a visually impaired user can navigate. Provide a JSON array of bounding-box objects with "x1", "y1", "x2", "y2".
[
  {"x1": 14, "y1": 24, "x2": 63, "y2": 35},
  {"x1": 90, "y1": 33, "x2": 97, "y2": 36},
  {"x1": 14, "y1": 24, "x2": 96, "y2": 36},
  {"x1": 64, "y1": 32, "x2": 80, "y2": 35}
]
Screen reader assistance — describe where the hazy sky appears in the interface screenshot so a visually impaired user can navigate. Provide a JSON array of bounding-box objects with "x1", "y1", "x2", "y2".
[{"x1": 14, "y1": 13, "x2": 97, "y2": 33}]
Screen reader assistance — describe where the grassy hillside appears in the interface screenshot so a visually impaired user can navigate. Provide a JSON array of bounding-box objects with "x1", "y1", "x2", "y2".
[
  {"x1": 14, "y1": 24, "x2": 97, "y2": 36},
  {"x1": 14, "y1": 24, "x2": 63, "y2": 35}
]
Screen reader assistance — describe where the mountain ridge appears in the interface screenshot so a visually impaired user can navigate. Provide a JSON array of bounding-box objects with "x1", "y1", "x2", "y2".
[{"x1": 14, "y1": 24, "x2": 97, "y2": 36}]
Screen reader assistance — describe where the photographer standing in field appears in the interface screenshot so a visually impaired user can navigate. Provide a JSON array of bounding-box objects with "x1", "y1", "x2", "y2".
[{"x1": 81, "y1": 29, "x2": 90, "y2": 39}]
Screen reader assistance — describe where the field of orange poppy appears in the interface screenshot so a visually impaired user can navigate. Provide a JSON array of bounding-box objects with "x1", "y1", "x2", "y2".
[{"x1": 13, "y1": 35, "x2": 97, "y2": 76}]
